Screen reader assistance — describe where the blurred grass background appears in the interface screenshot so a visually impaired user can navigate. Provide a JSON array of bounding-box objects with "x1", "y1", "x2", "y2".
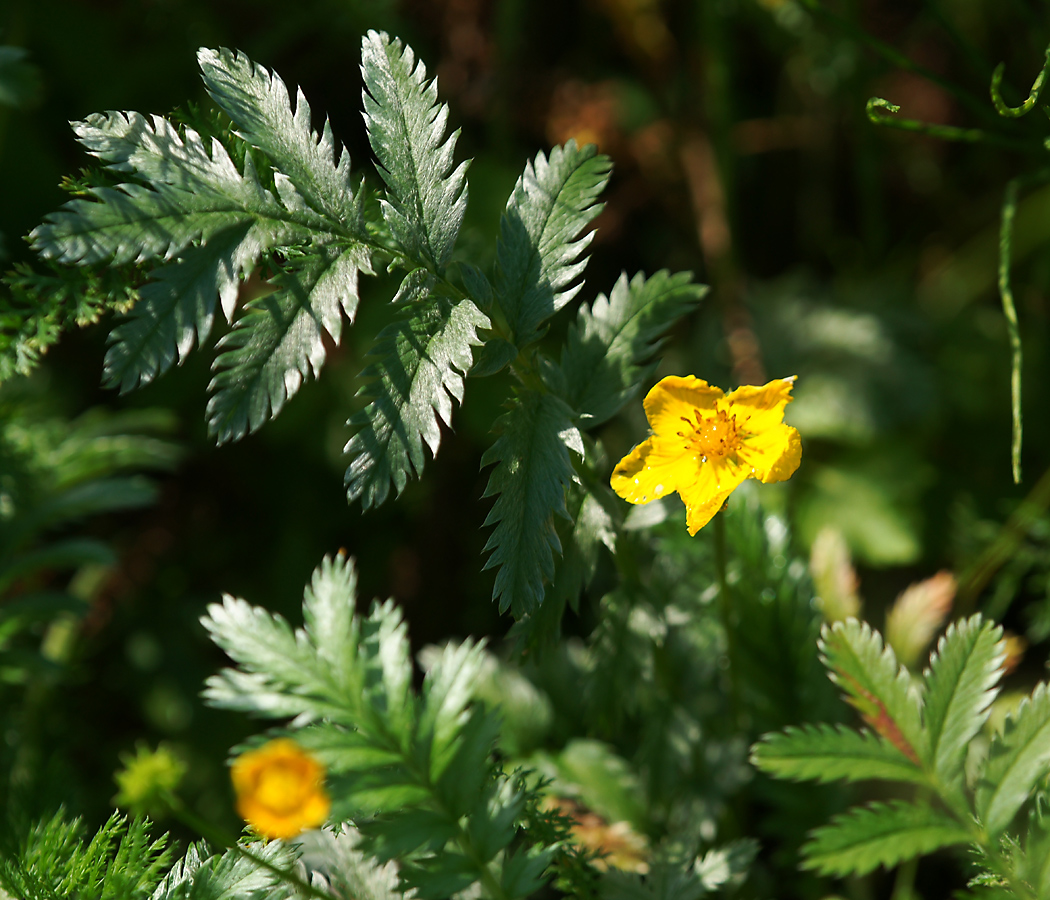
[{"x1": 2, "y1": 0, "x2": 1049, "y2": 856}]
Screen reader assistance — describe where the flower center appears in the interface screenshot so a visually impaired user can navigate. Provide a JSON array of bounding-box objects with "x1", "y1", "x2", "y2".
[
  {"x1": 680, "y1": 408, "x2": 742, "y2": 462},
  {"x1": 256, "y1": 761, "x2": 310, "y2": 813}
]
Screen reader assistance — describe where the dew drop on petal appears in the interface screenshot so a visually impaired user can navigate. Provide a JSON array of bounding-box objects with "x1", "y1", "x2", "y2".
[
  {"x1": 655, "y1": 484, "x2": 664, "y2": 493},
  {"x1": 634, "y1": 478, "x2": 640, "y2": 485},
  {"x1": 750, "y1": 466, "x2": 756, "y2": 474},
  {"x1": 701, "y1": 455, "x2": 707, "y2": 463}
]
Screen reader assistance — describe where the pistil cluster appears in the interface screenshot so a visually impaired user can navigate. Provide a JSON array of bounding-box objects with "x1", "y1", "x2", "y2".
[{"x1": 679, "y1": 408, "x2": 744, "y2": 464}]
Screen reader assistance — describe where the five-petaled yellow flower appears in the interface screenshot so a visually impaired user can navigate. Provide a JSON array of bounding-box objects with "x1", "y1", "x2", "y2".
[
  {"x1": 231, "y1": 738, "x2": 330, "y2": 840},
  {"x1": 611, "y1": 375, "x2": 802, "y2": 535}
]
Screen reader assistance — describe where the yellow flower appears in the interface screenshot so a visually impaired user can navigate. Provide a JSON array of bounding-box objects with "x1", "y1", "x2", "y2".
[
  {"x1": 611, "y1": 375, "x2": 802, "y2": 534},
  {"x1": 231, "y1": 738, "x2": 330, "y2": 840}
]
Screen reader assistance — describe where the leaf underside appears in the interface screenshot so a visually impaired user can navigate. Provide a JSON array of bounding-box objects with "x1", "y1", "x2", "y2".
[{"x1": 481, "y1": 390, "x2": 583, "y2": 617}]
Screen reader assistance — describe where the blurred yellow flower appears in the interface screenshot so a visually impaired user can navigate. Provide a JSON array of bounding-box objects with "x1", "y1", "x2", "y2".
[
  {"x1": 113, "y1": 742, "x2": 185, "y2": 816},
  {"x1": 231, "y1": 738, "x2": 330, "y2": 840},
  {"x1": 611, "y1": 375, "x2": 802, "y2": 534}
]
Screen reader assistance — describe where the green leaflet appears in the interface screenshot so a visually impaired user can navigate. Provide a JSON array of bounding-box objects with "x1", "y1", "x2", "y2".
[
  {"x1": 207, "y1": 242, "x2": 372, "y2": 444},
  {"x1": 481, "y1": 390, "x2": 584, "y2": 616},
  {"x1": 557, "y1": 270, "x2": 706, "y2": 426},
  {"x1": 750, "y1": 724, "x2": 926, "y2": 785},
  {"x1": 103, "y1": 223, "x2": 255, "y2": 392},
  {"x1": 344, "y1": 296, "x2": 489, "y2": 509},
  {"x1": 923, "y1": 616, "x2": 1004, "y2": 787},
  {"x1": 977, "y1": 683, "x2": 1050, "y2": 836},
  {"x1": 494, "y1": 141, "x2": 611, "y2": 346},
  {"x1": 361, "y1": 30, "x2": 468, "y2": 273},
  {"x1": 198, "y1": 47, "x2": 365, "y2": 232},
  {"x1": 150, "y1": 842, "x2": 296, "y2": 900},
  {"x1": 201, "y1": 555, "x2": 366, "y2": 725},
  {"x1": 819, "y1": 619, "x2": 927, "y2": 766},
  {"x1": 802, "y1": 801, "x2": 971, "y2": 876}
]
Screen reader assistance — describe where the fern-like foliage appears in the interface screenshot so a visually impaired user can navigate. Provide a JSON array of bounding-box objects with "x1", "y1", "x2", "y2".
[
  {"x1": 201, "y1": 553, "x2": 554, "y2": 899},
  {"x1": 493, "y1": 142, "x2": 611, "y2": 347},
  {"x1": 0, "y1": 261, "x2": 139, "y2": 383},
  {"x1": 0, "y1": 811, "x2": 172, "y2": 900},
  {"x1": 750, "y1": 614, "x2": 1050, "y2": 888}
]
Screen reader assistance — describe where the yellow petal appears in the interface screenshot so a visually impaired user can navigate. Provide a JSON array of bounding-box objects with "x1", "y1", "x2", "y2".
[
  {"x1": 677, "y1": 458, "x2": 749, "y2": 535},
  {"x1": 724, "y1": 377, "x2": 795, "y2": 434},
  {"x1": 611, "y1": 437, "x2": 683, "y2": 504},
  {"x1": 643, "y1": 376, "x2": 723, "y2": 437},
  {"x1": 738, "y1": 423, "x2": 802, "y2": 484}
]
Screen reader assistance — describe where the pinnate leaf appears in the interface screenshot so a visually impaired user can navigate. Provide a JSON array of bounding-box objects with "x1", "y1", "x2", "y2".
[
  {"x1": 361, "y1": 30, "x2": 467, "y2": 272},
  {"x1": 819, "y1": 619, "x2": 926, "y2": 767},
  {"x1": 481, "y1": 390, "x2": 583, "y2": 616},
  {"x1": 976, "y1": 682, "x2": 1050, "y2": 836},
  {"x1": 750, "y1": 724, "x2": 925, "y2": 786},
  {"x1": 923, "y1": 616, "x2": 1004, "y2": 787},
  {"x1": 558, "y1": 269, "x2": 706, "y2": 425},
  {"x1": 802, "y1": 801, "x2": 971, "y2": 876},
  {"x1": 344, "y1": 295, "x2": 489, "y2": 508},
  {"x1": 494, "y1": 141, "x2": 611, "y2": 345}
]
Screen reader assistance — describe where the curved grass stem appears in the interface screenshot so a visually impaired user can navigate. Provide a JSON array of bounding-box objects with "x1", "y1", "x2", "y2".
[
  {"x1": 991, "y1": 45, "x2": 1050, "y2": 118},
  {"x1": 866, "y1": 98, "x2": 1042, "y2": 153}
]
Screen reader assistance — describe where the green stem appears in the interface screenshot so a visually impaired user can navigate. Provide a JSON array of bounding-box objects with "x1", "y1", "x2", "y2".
[
  {"x1": 165, "y1": 793, "x2": 333, "y2": 900},
  {"x1": 866, "y1": 98, "x2": 1043, "y2": 153},
  {"x1": 713, "y1": 511, "x2": 740, "y2": 719},
  {"x1": 999, "y1": 178, "x2": 1024, "y2": 485},
  {"x1": 890, "y1": 855, "x2": 918, "y2": 900},
  {"x1": 990, "y1": 45, "x2": 1050, "y2": 118}
]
